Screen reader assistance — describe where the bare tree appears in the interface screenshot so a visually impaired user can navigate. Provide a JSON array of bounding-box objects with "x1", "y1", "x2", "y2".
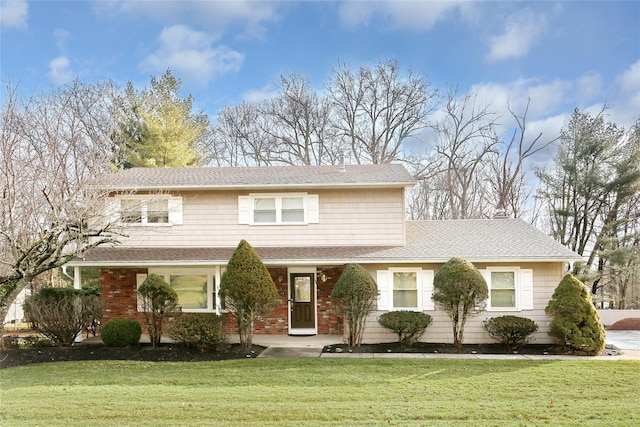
[
  {"x1": 0, "y1": 82, "x2": 123, "y2": 336},
  {"x1": 489, "y1": 99, "x2": 558, "y2": 218},
  {"x1": 327, "y1": 59, "x2": 435, "y2": 164},
  {"x1": 263, "y1": 73, "x2": 341, "y2": 165},
  {"x1": 424, "y1": 89, "x2": 500, "y2": 219}
]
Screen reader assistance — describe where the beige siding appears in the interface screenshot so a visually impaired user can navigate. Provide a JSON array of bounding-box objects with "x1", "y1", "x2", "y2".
[
  {"x1": 362, "y1": 262, "x2": 565, "y2": 345},
  {"x1": 115, "y1": 188, "x2": 406, "y2": 248}
]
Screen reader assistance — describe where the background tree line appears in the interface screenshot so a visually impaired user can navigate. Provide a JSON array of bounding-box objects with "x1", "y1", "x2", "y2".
[{"x1": 1, "y1": 58, "x2": 639, "y2": 335}]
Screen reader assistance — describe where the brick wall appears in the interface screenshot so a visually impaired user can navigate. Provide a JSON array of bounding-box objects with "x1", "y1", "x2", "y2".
[
  {"x1": 99, "y1": 265, "x2": 344, "y2": 336},
  {"x1": 99, "y1": 268, "x2": 147, "y2": 326}
]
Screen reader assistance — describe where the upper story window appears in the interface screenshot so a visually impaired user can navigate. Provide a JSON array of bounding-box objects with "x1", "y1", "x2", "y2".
[
  {"x1": 115, "y1": 196, "x2": 182, "y2": 226},
  {"x1": 238, "y1": 193, "x2": 319, "y2": 225},
  {"x1": 481, "y1": 267, "x2": 534, "y2": 311}
]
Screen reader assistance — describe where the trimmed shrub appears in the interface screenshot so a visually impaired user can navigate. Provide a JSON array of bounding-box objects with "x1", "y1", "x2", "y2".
[
  {"x1": 482, "y1": 315, "x2": 538, "y2": 351},
  {"x1": 545, "y1": 274, "x2": 606, "y2": 355},
  {"x1": 101, "y1": 318, "x2": 142, "y2": 347},
  {"x1": 378, "y1": 311, "x2": 432, "y2": 347},
  {"x1": 220, "y1": 240, "x2": 278, "y2": 350},
  {"x1": 432, "y1": 257, "x2": 488, "y2": 348},
  {"x1": 168, "y1": 313, "x2": 229, "y2": 351},
  {"x1": 23, "y1": 286, "x2": 102, "y2": 346},
  {"x1": 138, "y1": 273, "x2": 180, "y2": 347},
  {"x1": 330, "y1": 264, "x2": 378, "y2": 347}
]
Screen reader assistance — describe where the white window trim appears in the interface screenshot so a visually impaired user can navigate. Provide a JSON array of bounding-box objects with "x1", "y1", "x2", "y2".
[
  {"x1": 138, "y1": 267, "x2": 221, "y2": 313},
  {"x1": 240, "y1": 192, "x2": 321, "y2": 226},
  {"x1": 116, "y1": 195, "x2": 182, "y2": 227},
  {"x1": 388, "y1": 267, "x2": 423, "y2": 311},
  {"x1": 484, "y1": 267, "x2": 520, "y2": 312}
]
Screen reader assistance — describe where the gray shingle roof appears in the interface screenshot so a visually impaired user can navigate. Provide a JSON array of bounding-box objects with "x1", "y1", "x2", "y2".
[
  {"x1": 99, "y1": 164, "x2": 416, "y2": 190},
  {"x1": 72, "y1": 219, "x2": 581, "y2": 266}
]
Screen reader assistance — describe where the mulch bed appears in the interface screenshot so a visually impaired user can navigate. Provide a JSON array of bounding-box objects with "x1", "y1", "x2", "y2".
[
  {"x1": 0, "y1": 343, "x2": 264, "y2": 369},
  {"x1": 606, "y1": 318, "x2": 640, "y2": 330},
  {"x1": 326, "y1": 342, "x2": 570, "y2": 355}
]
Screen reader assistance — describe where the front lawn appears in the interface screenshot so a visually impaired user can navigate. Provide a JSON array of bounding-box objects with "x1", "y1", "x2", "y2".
[{"x1": 1, "y1": 359, "x2": 637, "y2": 426}]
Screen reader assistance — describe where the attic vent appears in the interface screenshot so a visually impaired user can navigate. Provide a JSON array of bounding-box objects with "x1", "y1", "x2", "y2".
[{"x1": 339, "y1": 152, "x2": 346, "y2": 173}]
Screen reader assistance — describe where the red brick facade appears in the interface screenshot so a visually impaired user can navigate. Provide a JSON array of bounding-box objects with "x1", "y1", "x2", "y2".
[{"x1": 99, "y1": 265, "x2": 345, "y2": 336}]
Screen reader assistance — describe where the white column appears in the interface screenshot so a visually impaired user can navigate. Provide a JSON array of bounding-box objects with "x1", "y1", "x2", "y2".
[{"x1": 74, "y1": 266, "x2": 81, "y2": 289}]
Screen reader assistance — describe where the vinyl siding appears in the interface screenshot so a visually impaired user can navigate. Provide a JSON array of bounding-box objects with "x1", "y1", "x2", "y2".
[
  {"x1": 362, "y1": 262, "x2": 564, "y2": 345},
  {"x1": 113, "y1": 187, "x2": 406, "y2": 248}
]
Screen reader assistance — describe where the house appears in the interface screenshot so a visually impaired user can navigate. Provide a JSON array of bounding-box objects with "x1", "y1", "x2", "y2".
[{"x1": 67, "y1": 163, "x2": 582, "y2": 344}]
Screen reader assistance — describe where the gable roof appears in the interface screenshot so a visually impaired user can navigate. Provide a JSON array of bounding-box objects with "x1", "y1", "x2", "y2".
[
  {"x1": 70, "y1": 219, "x2": 582, "y2": 266},
  {"x1": 99, "y1": 163, "x2": 416, "y2": 191}
]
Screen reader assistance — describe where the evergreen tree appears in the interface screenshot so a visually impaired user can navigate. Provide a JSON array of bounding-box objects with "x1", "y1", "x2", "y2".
[
  {"x1": 545, "y1": 274, "x2": 606, "y2": 355},
  {"x1": 432, "y1": 257, "x2": 488, "y2": 348},
  {"x1": 114, "y1": 69, "x2": 208, "y2": 168},
  {"x1": 330, "y1": 264, "x2": 378, "y2": 347},
  {"x1": 220, "y1": 240, "x2": 278, "y2": 350}
]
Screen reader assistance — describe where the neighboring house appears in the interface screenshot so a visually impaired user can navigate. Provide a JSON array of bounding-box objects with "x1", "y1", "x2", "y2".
[{"x1": 67, "y1": 163, "x2": 582, "y2": 344}]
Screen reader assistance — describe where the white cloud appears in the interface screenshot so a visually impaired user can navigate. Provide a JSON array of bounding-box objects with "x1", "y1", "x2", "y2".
[
  {"x1": 47, "y1": 56, "x2": 73, "y2": 85},
  {"x1": 95, "y1": 1, "x2": 279, "y2": 40},
  {"x1": 139, "y1": 25, "x2": 245, "y2": 85},
  {"x1": 53, "y1": 28, "x2": 70, "y2": 50},
  {"x1": 0, "y1": 0, "x2": 28, "y2": 30},
  {"x1": 242, "y1": 84, "x2": 279, "y2": 103},
  {"x1": 609, "y1": 59, "x2": 640, "y2": 127},
  {"x1": 338, "y1": 1, "x2": 464, "y2": 31},
  {"x1": 487, "y1": 9, "x2": 546, "y2": 61}
]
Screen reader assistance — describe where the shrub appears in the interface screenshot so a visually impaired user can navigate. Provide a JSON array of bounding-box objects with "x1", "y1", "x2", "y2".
[
  {"x1": 100, "y1": 318, "x2": 141, "y2": 347},
  {"x1": 378, "y1": 311, "x2": 432, "y2": 347},
  {"x1": 482, "y1": 315, "x2": 538, "y2": 351},
  {"x1": 138, "y1": 273, "x2": 180, "y2": 347},
  {"x1": 432, "y1": 257, "x2": 488, "y2": 348},
  {"x1": 330, "y1": 264, "x2": 378, "y2": 347},
  {"x1": 220, "y1": 240, "x2": 278, "y2": 350},
  {"x1": 168, "y1": 313, "x2": 229, "y2": 351},
  {"x1": 23, "y1": 286, "x2": 102, "y2": 346},
  {"x1": 545, "y1": 274, "x2": 606, "y2": 355}
]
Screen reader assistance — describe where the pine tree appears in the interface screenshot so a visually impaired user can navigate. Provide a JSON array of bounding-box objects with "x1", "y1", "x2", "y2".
[
  {"x1": 545, "y1": 274, "x2": 606, "y2": 355},
  {"x1": 220, "y1": 240, "x2": 278, "y2": 350}
]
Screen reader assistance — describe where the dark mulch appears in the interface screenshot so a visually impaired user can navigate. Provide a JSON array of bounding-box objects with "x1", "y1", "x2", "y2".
[
  {"x1": 607, "y1": 318, "x2": 640, "y2": 330},
  {"x1": 0, "y1": 343, "x2": 265, "y2": 369},
  {"x1": 325, "y1": 342, "x2": 570, "y2": 355}
]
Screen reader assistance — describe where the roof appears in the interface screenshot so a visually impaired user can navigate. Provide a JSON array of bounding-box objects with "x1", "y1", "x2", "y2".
[
  {"x1": 99, "y1": 163, "x2": 417, "y2": 191},
  {"x1": 70, "y1": 219, "x2": 582, "y2": 266}
]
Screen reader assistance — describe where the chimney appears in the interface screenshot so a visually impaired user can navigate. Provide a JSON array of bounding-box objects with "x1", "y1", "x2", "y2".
[
  {"x1": 493, "y1": 209, "x2": 508, "y2": 219},
  {"x1": 338, "y1": 152, "x2": 346, "y2": 173}
]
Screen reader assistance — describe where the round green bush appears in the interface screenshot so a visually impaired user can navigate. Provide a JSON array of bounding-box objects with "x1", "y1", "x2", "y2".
[
  {"x1": 100, "y1": 318, "x2": 141, "y2": 347},
  {"x1": 378, "y1": 311, "x2": 433, "y2": 347},
  {"x1": 482, "y1": 315, "x2": 538, "y2": 351},
  {"x1": 167, "y1": 313, "x2": 229, "y2": 351}
]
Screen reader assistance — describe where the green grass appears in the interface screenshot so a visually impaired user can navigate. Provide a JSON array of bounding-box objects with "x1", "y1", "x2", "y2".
[{"x1": 1, "y1": 359, "x2": 638, "y2": 426}]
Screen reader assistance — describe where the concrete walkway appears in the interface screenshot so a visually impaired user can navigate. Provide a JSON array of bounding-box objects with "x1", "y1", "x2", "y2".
[{"x1": 249, "y1": 334, "x2": 640, "y2": 360}]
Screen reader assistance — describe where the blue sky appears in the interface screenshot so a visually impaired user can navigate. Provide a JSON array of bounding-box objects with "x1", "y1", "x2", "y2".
[{"x1": 2, "y1": 0, "x2": 639, "y2": 140}]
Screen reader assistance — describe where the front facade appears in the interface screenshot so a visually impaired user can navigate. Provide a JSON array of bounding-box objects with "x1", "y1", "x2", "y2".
[{"x1": 69, "y1": 164, "x2": 582, "y2": 344}]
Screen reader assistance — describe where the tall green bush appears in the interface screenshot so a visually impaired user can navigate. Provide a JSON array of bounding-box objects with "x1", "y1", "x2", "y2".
[
  {"x1": 330, "y1": 264, "x2": 378, "y2": 347},
  {"x1": 432, "y1": 257, "x2": 488, "y2": 348},
  {"x1": 101, "y1": 318, "x2": 141, "y2": 347},
  {"x1": 220, "y1": 240, "x2": 278, "y2": 350},
  {"x1": 137, "y1": 273, "x2": 180, "y2": 347},
  {"x1": 23, "y1": 286, "x2": 102, "y2": 346},
  {"x1": 545, "y1": 274, "x2": 606, "y2": 355},
  {"x1": 378, "y1": 311, "x2": 432, "y2": 347}
]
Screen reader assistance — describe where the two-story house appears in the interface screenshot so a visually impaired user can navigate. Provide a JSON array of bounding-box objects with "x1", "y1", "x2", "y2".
[{"x1": 68, "y1": 163, "x2": 582, "y2": 343}]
